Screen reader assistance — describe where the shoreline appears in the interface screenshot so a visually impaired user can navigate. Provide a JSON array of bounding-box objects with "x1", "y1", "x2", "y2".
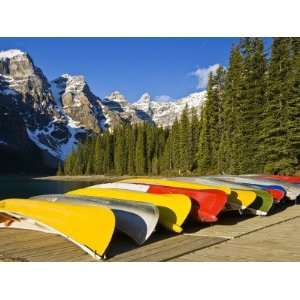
[{"x1": 33, "y1": 175, "x2": 133, "y2": 182}]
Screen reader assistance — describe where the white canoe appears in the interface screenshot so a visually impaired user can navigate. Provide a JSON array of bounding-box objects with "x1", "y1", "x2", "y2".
[{"x1": 32, "y1": 194, "x2": 159, "y2": 245}]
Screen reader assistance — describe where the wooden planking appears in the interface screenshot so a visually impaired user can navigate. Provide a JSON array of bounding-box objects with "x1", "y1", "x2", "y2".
[
  {"x1": 174, "y1": 216, "x2": 300, "y2": 262},
  {"x1": 0, "y1": 229, "x2": 96, "y2": 262},
  {"x1": 109, "y1": 235, "x2": 226, "y2": 262},
  {"x1": 183, "y1": 204, "x2": 300, "y2": 239}
]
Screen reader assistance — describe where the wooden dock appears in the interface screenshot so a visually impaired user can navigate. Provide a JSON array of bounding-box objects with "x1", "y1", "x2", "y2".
[{"x1": 1, "y1": 203, "x2": 300, "y2": 262}]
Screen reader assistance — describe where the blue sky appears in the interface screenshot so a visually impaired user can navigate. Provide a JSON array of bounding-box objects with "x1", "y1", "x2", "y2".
[{"x1": 0, "y1": 37, "x2": 266, "y2": 101}]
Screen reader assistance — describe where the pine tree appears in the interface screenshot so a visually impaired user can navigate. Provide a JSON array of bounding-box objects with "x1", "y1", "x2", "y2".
[
  {"x1": 238, "y1": 38, "x2": 267, "y2": 173},
  {"x1": 114, "y1": 126, "x2": 126, "y2": 175},
  {"x1": 64, "y1": 150, "x2": 77, "y2": 175},
  {"x1": 260, "y1": 38, "x2": 294, "y2": 174},
  {"x1": 170, "y1": 118, "x2": 181, "y2": 173},
  {"x1": 126, "y1": 125, "x2": 136, "y2": 175},
  {"x1": 135, "y1": 124, "x2": 146, "y2": 175},
  {"x1": 219, "y1": 45, "x2": 244, "y2": 174},
  {"x1": 197, "y1": 102, "x2": 211, "y2": 175},
  {"x1": 161, "y1": 134, "x2": 172, "y2": 173},
  {"x1": 103, "y1": 131, "x2": 113, "y2": 174},
  {"x1": 94, "y1": 135, "x2": 103, "y2": 174},
  {"x1": 179, "y1": 105, "x2": 192, "y2": 174},
  {"x1": 83, "y1": 137, "x2": 95, "y2": 175},
  {"x1": 145, "y1": 124, "x2": 155, "y2": 174},
  {"x1": 287, "y1": 38, "x2": 300, "y2": 173},
  {"x1": 190, "y1": 107, "x2": 200, "y2": 171},
  {"x1": 56, "y1": 162, "x2": 64, "y2": 176}
]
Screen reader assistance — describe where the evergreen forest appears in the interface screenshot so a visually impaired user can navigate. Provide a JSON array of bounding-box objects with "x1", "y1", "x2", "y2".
[{"x1": 60, "y1": 38, "x2": 300, "y2": 176}]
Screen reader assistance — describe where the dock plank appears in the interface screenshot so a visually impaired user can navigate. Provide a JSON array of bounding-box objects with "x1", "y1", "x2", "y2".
[
  {"x1": 109, "y1": 235, "x2": 226, "y2": 262},
  {"x1": 0, "y1": 229, "x2": 96, "y2": 262},
  {"x1": 174, "y1": 216, "x2": 300, "y2": 261}
]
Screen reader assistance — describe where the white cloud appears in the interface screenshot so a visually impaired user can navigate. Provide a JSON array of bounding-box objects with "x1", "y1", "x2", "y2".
[
  {"x1": 155, "y1": 95, "x2": 173, "y2": 102},
  {"x1": 192, "y1": 64, "x2": 220, "y2": 89}
]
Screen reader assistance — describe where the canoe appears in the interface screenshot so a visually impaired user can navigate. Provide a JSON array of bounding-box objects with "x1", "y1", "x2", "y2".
[
  {"x1": 31, "y1": 194, "x2": 159, "y2": 245},
  {"x1": 121, "y1": 178, "x2": 231, "y2": 195},
  {"x1": 169, "y1": 177, "x2": 256, "y2": 211},
  {"x1": 174, "y1": 177, "x2": 272, "y2": 215},
  {"x1": 0, "y1": 212, "x2": 57, "y2": 234},
  {"x1": 202, "y1": 177, "x2": 274, "y2": 215},
  {"x1": 235, "y1": 183, "x2": 285, "y2": 203},
  {"x1": 217, "y1": 175, "x2": 300, "y2": 200},
  {"x1": 262, "y1": 175, "x2": 300, "y2": 184},
  {"x1": 68, "y1": 188, "x2": 191, "y2": 233},
  {"x1": 96, "y1": 182, "x2": 227, "y2": 223},
  {"x1": 0, "y1": 199, "x2": 115, "y2": 259}
]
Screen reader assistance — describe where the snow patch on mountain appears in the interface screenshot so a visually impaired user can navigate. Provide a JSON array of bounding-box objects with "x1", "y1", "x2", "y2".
[
  {"x1": 133, "y1": 91, "x2": 207, "y2": 127},
  {"x1": 0, "y1": 49, "x2": 25, "y2": 60}
]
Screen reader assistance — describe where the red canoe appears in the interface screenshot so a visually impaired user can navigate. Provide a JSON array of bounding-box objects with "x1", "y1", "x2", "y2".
[
  {"x1": 266, "y1": 188, "x2": 285, "y2": 203},
  {"x1": 145, "y1": 184, "x2": 228, "y2": 223},
  {"x1": 263, "y1": 175, "x2": 300, "y2": 184}
]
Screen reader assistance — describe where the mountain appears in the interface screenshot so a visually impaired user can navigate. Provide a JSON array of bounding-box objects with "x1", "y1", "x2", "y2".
[
  {"x1": 100, "y1": 91, "x2": 149, "y2": 128},
  {"x1": 0, "y1": 49, "x2": 206, "y2": 170},
  {"x1": 133, "y1": 91, "x2": 207, "y2": 127}
]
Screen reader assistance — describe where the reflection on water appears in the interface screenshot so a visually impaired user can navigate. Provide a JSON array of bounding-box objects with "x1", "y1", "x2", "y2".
[{"x1": 0, "y1": 177, "x2": 99, "y2": 200}]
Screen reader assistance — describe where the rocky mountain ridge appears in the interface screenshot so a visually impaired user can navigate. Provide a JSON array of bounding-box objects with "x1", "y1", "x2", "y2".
[{"x1": 0, "y1": 49, "x2": 206, "y2": 169}]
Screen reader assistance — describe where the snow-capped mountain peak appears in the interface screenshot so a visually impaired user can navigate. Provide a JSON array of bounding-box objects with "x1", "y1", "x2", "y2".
[
  {"x1": 0, "y1": 49, "x2": 25, "y2": 60},
  {"x1": 106, "y1": 91, "x2": 128, "y2": 103},
  {"x1": 132, "y1": 91, "x2": 207, "y2": 127},
  {"x1": 176, "y1": 91, "x2": 207, "y2": 107},
  {"x1": 137, "y1": 92, "x2": 151, "y2": 103},
  {"x1": 53, "y1": 74, "x2": 87, "y2": 95},
  {"x1": 134, "y1": 93, "x2": 152, "y2": 114}
]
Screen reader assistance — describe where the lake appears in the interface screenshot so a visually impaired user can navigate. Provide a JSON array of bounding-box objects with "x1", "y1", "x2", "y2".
[{"x1": 0, "y1": 177, "x2": 104, "y2": 200}]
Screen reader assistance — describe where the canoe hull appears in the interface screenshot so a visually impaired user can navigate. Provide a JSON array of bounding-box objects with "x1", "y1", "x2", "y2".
[
  {"x1": 98, "y1": 182, "x2": 227, "y2": 222},
  {"x1": 170, "y1": 177, "x2": 257, "y2": 212},
  {"x1": 120, "y1": 178, "x2": 231, "y2": 194},
  {"x1": 263, "y1": 175, "x2": 300, "y2": 184},
  {"x1": 68, "y1": 187, "x2": 192, "y2": 233},
  {"x1": 202, "y1": 177, "x2": 274, "y2": 215},
  {"x1": 217, "y1": 175, "x2": 300, "y2": 200},
  {"x1": 32, "y1": 194, "x2": 159, "y2": 245},
  {"x1": 0, "y1": 212, "x2": 57, "y2": 234},
  {"x1": 0, "y1": 199, "x2": 115, "y2": 259}
]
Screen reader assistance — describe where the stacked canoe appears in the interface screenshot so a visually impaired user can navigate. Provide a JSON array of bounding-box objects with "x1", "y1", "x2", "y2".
[{"x1": 0, "y1": 174, "x2": 299, "y2": 260}]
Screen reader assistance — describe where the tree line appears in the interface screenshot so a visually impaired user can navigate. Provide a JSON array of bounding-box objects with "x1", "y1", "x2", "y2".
[{"x1": 59, "y1": 37, "x2": 300, "y2": 176}]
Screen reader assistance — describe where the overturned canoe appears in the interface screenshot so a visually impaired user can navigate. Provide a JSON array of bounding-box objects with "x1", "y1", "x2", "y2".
[
  {"x1": 0, "y1": 212, "x2": 57, "y2": 234},
  {"x1": 0, "y1": 199, "x2": 115, "y2": 259},
  {"x1": 235, "y1": 183, "x2": 285, "y2": 203},
  {"x1": 169, "y1": 177, "x2": 256, "y2": 211},
  {"x1": 121, "y1": 178, "x2": 231, "y2": 194},
  {"x1": 97, "y1": 182, "x2": 227, "y2": 223},
  {"x1": 31, "y1": 194, "x2": 159, "y2": 245},
  {"x1": 200, "y1": 177, "x2": 274, "y2": 215},
  {"x1": 68, "y1": 187, "x2": 191, "y2": 233},
  {"x1": 217, "y1": 175, "x2": 300, "y2": 200},
  {"x1": 262, "y1": 175, "x2": 300, "y2": 184}
]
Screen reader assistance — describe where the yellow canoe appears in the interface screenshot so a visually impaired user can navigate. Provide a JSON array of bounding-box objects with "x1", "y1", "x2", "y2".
[
  {"x1": 227, "y1": 189, "x2": 257, "y2": 209},
  {"x1": 68, "y1": 188, "x2": 191, "y2": 233},
  {"x1": 121, "y1": 178, "x2": 256, "y2": 210},
  {"x1": 0, "y1": 199, "x2": 115, "y2": 259},
  {"x1": 121, "y1": 178, "x2": 231, "y2": 194}
]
